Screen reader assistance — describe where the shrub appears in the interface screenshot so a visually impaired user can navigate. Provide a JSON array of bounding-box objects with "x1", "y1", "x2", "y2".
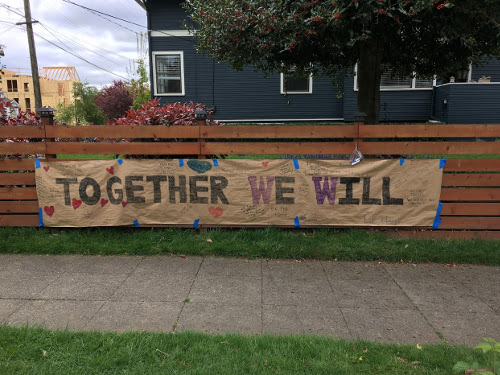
[{"x1": 109, "y1": 99, "x2": 221, "y2": 127}]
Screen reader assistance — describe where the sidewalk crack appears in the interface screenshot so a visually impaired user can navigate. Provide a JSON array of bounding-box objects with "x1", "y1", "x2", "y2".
[
  {"x1": 383, "y1": 264, "x2": 449, "y2": 345},
  {"x1": 173, "y1": 256, "x2": 204, "y2": 332}
]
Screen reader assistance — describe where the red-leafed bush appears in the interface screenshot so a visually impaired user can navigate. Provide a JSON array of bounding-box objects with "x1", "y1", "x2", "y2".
[
  {"x1": 1, "y1": 98, "x2": 45, "y2": 160},
  {"x1": 108, "y1": 99, "x2": 223, "y2": 159},
  {"x1": 109, "y1": 99, "x2": 221, "y2": 127},
  {"x1": 94, "y1": 80, "x2": 134, "y2": 121}
]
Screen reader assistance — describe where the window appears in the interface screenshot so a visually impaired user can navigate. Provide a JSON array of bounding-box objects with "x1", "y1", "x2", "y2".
[
  {"x1": 380, "y1": 68, "x2": 433, "y2": 89},
  {"x1": 7, "y1": 80, "x2": 18, "y2": 92},
  {"x1": 25, "y1": 98, "x2": 31, "y2": 112},
  {"x1": 354, "y1": 65, "x2": 435, "y2": 91},
  {"x1": 281, "y1": 69, "x2": 313, "y2": 94},
  {"x1": 24, "y1": 83, "x2": 30, "y2": 92},
  {"x1": 153, "y1": 52, "x2": 185, "y2": 95}
]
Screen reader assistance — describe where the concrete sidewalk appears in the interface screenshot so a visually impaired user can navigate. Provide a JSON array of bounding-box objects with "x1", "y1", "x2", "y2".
[{"x1": 0, "y1": 254, "x2": 498, "y2": 346}]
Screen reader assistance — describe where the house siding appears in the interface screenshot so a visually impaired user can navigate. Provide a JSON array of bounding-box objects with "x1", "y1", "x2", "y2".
[
  {"x1": 343, "y1": 73, "x2": 433, "y2": 122},
  {"x1": 147, "y1": 0, "x2": 500, "y2": 123},
  {"x1": 150, "y1": 37, "x2": 344, "y2": 121},
  {"x1": 435, "y1": 84, "x2": 500, "y2": 124},
  {"x1": 472, "y1": 59, "x2": 500, "y2": 82}
]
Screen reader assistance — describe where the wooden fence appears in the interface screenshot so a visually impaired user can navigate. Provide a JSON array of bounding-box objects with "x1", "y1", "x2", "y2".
[{"x1": 1, "y1": 121, "x2": 499, "y2": 238}]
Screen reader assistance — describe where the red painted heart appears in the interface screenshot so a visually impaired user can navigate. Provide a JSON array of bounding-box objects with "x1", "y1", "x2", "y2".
[
  {"x1": 208, "y1": 206, "x2": 224, "y2": 219},
  {"x1": 44, "y1": 206, "x2": 55, "y2": 217},
  {"x1": 72, "y1": 198, "x2": 83, "y2": 210},
  {"x1": 43, "y1": 166, "x2": 50, "y2": 172},
  {"x1": 121, "y1": 201, "x2": 128, "y2": 207},
  {"x1": 100, "y1": 198, "x2": 109, "y2": 207},
  {"x1": 106, "y1": 166, "x2": 114, "y2": 175},
  {"x1": 262, "y1": 161, "x2": 269, "y2": 167}
]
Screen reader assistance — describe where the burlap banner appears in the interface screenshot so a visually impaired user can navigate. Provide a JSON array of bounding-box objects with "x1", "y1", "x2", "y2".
[{"x1": 35, "y1": 159, "x2": 444, "y2": 227}]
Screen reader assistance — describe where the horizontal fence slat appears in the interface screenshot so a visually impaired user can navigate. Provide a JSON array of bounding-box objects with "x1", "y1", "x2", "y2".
[
  {"x1": 46, "y1": 142, "x2": 200, "y2": 155},
  {"x1": 442, "y1": 174, "x2": 500, "y2": 187},
  {"x1": 359, "y1": 124, "x2": 500, "y2": 138},
  {"x1": 0, "y1": 215, "x2": 39, "y2": 226},
  {"x1": 202, "y1": 125, "x2": 356, "y2": 139},
  {"x1": 202, "y1": 142, "x2": 354, "y2": 155},
  {"x1": 443, "y1": 159, "x2": 500, "y2": 172},
  {"x1": 0, "y1": 143, "x2": 46, "y2": 155},
  {"x1": 439, "y1": 216, "x2": 500, "y2": 230},
  {"x1": 0, "y1": 201, "x2": 39, "y2": 214},
  {"x1": 0, "y1": 173, "x2": 36, "y2": 185},
  {"x1": 358, "y1": 141, "x2": 499, "y2": 155},
  {"x1": 0, "y1": 187, "x2": 38, "y2": 200},
  {"x1": 45, "y1": 125, "x2": 200, "y2": 139},
  {"x1": 441, "y1": 203, "x2": 500, "y2": 216},
  {"x1": 0, "y1": 126, "x2": 45, "y2": 138},
  {"x1": 0, "y1": 159, "x2": 36, "y2": 171},
  {"x1": 440, "y1": 188, "x2": 500, "y2": 201}
]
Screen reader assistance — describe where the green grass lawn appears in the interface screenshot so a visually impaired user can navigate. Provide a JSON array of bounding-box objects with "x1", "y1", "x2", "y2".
[
  {"x1": 1, "y1": 227, "x2": 499, "y2": 265},
  {"x1": 0, "y1": 325, "x2": 491, "y2": 375}
]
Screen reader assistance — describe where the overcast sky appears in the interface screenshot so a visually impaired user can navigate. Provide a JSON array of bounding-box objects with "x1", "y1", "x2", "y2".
[{"x1": 0, "y1": 0, "x2": 147, "y2": 88}]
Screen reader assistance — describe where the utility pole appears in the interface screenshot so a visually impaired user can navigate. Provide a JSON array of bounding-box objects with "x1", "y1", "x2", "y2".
[{"x1": 20, "y1": 0, "x2": 42, "y2": 109}]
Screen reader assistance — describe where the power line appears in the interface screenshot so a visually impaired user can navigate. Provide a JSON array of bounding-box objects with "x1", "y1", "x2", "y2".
[
  {"x1": 8, "y1": 20, "x2": 131, "y2": 82},
  {"x1": 61, "y1": 0, "x2": 145, "y2": 28},
  {"x1": 59, "y1": 0, "x2": 196, "y2": 44},
  {"x1": 39, "y1": 0, "x2": 132, "y2": 63}
]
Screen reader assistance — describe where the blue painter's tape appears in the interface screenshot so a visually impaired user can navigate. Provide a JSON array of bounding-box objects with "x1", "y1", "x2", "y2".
[
  {"x1": 179, "y1": 159, "x2": 184, "y2": 167},
  {"x1": 400, "y1": 158, "x2": 405, "y2": 166},
  {"x1": 432, "y1": 202, "x2": 443, "y2": 229},
  {"x1": 294, "y1": 216, "x2": 300, "y2": 228},
  {"x1": 293, "y1": 159, "x2": 300, "y2": 170},
  {"x1": 38, "y1": 208, "x2": 43, "y2": 227},
  {"x1": 213, "y1": 159, "x2": 219, "y2": 167},
  {"x1": 117, "y1": 158, "x2": 123, "y2": 165},
  {"x1": 439, "y1": 158, "x2": 447, "y2": 169},
  {"x1": 133, "y1": 220, "x2": 140, "y2": 228},
  {"x1": 193, "y1": 219, "x2": 199, "y2": 229},
  {"x1": 35, "y1": 158, "x2": 41, "y2": 169}
]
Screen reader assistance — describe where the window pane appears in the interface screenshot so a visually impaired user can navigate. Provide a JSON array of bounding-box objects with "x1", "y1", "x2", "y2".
[
  {"x1": 415, "y1": 77, "x2": 433, "y2": 88},
  {"x1": 284, "y1": 76, "x2": 310, "y2": 92},
  {"x1": 156, "y1": 54, "x2": 182, "y2": 94},
  {"x1": 380, "y1": 70, "x2": 411, "y2": 89}
]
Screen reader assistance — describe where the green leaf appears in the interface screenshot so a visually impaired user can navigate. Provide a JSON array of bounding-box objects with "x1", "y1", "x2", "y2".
[
  {"x1": 475, "y1": 343, "x2": 492, "y2": 353},
  {"x1": 482, "y1": 337, "x2": 496, "y2": 343},
  {"x1": 494, "y1": 343, "x2": 500, "y2": 352},
  {"x1": 452, "y1": 361, "x2": 471, "y2": 374}
]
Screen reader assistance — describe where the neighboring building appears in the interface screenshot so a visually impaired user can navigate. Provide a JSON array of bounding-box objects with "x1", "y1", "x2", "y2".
[
  {"x1": 0, "y1": 67, "x2": 80, "y2": 113},
  {"x1": 137, "y1": 0, "x2": 500, "y2": 123},
  {"x1": 0, "y1": 90, "x2": 21, "y2": 119}
]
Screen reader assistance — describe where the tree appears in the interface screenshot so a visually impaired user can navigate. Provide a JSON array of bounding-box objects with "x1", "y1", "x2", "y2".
[
  {"x1": 94, "y1": 81, "x2": 134, "y2": 121},
  {"x1": 127, "y1": 59, "x2": 151, "y2": 110},
  {"x1": 127, "y1": 32, "x2": 151, "y2": 109},
  {"x1": 56, "y1": 82, "x2": 106, "y2": 125},
  {"x1": 186, "y1": 0, "x2": 500, "y2": 124}
]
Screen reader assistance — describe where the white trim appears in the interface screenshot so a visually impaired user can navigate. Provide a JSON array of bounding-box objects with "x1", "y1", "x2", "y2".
[
  {"x1": 435, "y1": 82, "x2": 500, "y2": 88},
  {"x1": 223, "y1": 118, "x2": 344, "y2": 122},
  {"x1": 152, "y1": 51, "x2": 185, "y2": 96},
  {"x1": 280, "y1": 72, "x2": 313, "y2": 94},
  {"x1": 150, "y1": 30, "x2": 193, "y2": 37}
]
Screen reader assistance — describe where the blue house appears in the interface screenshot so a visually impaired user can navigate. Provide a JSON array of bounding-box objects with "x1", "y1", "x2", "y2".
[{"x1": 136, "y1": 0, "x2": 500, "y2": 124}]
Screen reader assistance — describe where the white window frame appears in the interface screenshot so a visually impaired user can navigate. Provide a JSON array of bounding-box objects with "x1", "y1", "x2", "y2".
[
  {"x1": 280, "y1": 72, "x2": 313, "y2": 95},
  {"x1": 353, "y1": 64, "x2": 436, "y2": 91},
  {"x1": 153, "y1": 51, "x2": 185, "y2": 96}
]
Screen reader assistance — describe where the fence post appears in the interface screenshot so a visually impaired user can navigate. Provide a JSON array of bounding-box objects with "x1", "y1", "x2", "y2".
[
  {"x1": 195, "y1": 109, "x2": 207, "y2": 159},
  {"x1": 37, "y1": 107, "x2": 56, "y2": 160},
  {"x1": 354, "y1": 112, "x2": 367, "y2": 149}
]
